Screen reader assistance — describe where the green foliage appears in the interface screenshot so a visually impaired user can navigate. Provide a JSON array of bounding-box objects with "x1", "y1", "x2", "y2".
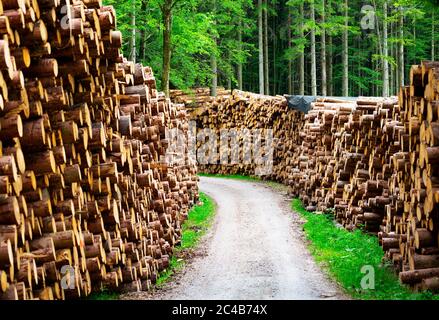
[
  {"x1": 179, "y1": 192, "x2": 216, "y2": 249},
  {"x1": 155, "y1": 256, "x2": 184, "y2": 287},
  {"x1": 104, "y1": 0, "x2": 253, "y2": 90},
  {"x1": 291, "y1": 199, "x2": 439, "y2": 300},
  {"x1": 86, "y1": 290, "x2": 120, "y2": 300},
  {"x1": 105, "y1": 0, "x2": 439, "y2": 96}
]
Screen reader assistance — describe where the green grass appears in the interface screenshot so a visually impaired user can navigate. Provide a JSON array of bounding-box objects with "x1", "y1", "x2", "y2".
[
  {"x1": 88, "y1": 192, "x2": 215, "y2": 299},
  {"x1": 155, "y1": 192, "x2": 216, "y2": 286},
  {"x1": 87, "y1": 290, "x2": 120, "y2": 300},
  {"x1": 200, "y1": 174, "x2": 439, "y2": 299},
  {"x1": 155, "y1": 256, "x2": 185, "y2": 287},
  {"x1": 291, "y1": 198, "x2": 439, "y2": 300}
]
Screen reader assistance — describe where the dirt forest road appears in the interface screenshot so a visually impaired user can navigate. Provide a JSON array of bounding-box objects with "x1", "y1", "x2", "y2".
[{"x1": 124, "y1": 177, "x2": 346, "y2": 300}]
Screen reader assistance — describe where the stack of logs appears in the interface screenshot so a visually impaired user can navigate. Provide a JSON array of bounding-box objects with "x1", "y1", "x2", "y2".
[
  {"x1": 187, "y1": 73, "x2": 439, "y2": 292},
  {"x1": 383, "y1": 61, "x2": 439, "y2": 291},
  {"x1": 0, "y1": 0, "x2": 198, "y2": 300},
  {"x1": 190, "y1": 90, "x2": 304, "y2": 179},
  {"x1": 293, "y1": 97, "x2": 400, "y2": 233},
  {"x1": 170, "y1": 87, "x2": 231, "y2": 110}
]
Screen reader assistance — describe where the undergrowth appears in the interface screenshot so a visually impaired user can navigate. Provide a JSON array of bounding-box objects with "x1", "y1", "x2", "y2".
[{"x1": 292, "y1": 198, "x2": 439, "y2": 300}]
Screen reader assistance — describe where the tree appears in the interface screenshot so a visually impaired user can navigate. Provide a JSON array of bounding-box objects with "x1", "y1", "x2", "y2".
[
  {"x1": 108, "y1": 0, "x2": 439, "y2": 97},
  {"x1": 238, "y1": 18, "x2": 243, "y2": 90},
  {"x1": 264, "y1": 0, "x2": 270, "y2": 95},
  {"x1": 432, "y1": 11, "x2": 435, "y2": 60},
  {"x1": 321, "y1": 0, "x2": 327, "y2": 96},
  {"x1": 287, "y1": 7, "x2": 292, "y2": 94},
  {"x1": 383, "y1": 1, "x2": 390, "y2": 97},
  {"x1": 399, "y1": 5, "x2": 405, "y2": 87},
  {"x1": 210, "y1": 0, "x2": 218, "y2": 96},
  {"x1": 160, "y1": 0, "x2": 175, "y2": 97},
  {"x1": 299, "y1": 2, "x2": 305, "y2": 95},
  {"x1": 342, "y1": 0, "x2": 349, "y2": 96},
  {"x1": 258, "y1": 0, "x2": 265, "y2": 94},
  {"x1": 310, "y1": 0, "x2": 317, "y2": 96},
  {"x1": 327, "y1": 0, "x2": 333, "y2": 96},
  {"x1": 129, "y1": 0, "x2": 136, "y2": 63}
]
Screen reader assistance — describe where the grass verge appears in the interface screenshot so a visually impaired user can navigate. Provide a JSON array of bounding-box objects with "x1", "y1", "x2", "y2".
[
  {"x1": 87, "y1": 290, "x2": 120, "y2": 300},
  {"x1": 88, "y1": 192, "x2": 215, "y2": 299},
  {"x1": 292, "y1": 198, "x2": 439, "y2": 300}
]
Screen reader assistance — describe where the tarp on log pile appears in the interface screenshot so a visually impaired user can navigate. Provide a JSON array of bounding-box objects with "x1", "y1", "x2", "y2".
[{"x1": 285, "y1": 95, "x2": 358, "y2": 113}]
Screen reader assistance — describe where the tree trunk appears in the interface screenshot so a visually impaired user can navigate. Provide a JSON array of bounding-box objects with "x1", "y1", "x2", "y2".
[
  {"x1": 342, "y1": 0, "x2": 349, "y2": 96},
  {"x1": 161, "y1": 0, "x2": 173, "y2": 97},
  {"x1": 258, "y1": 0, "x2": 264, "y2": 94},
  {"x1": 389, "y1": 17, "x2": 395, "y2": 95},
  {"x1": 310, "y1": 0, "x2": 317, "y2": 96},
  {"x1": 139, "y1": 30, "x2": 144, "y2": 62},
  {"x1": 140, "y1": 0, "x2": 148, "y2": 62},
  {"x1": 373, "y1": 0, "x2": 384, "y2": 94},
  {"x1": 238, "y1": 19, "x2": 243, "y2": 91},
  {"x1": 299, "y1": 3, "x2": 305, "y2": 95},
  {"x1": 383, "y1": 1, "x2": 389, "y2": 97},
  {"x1": 264, "y1": 0, "x2": 269, "y2": 95},
  {"x1": 226, "y1": 42, "x2": 232, "y2": 90},
  {"x1": 272, "y1": 6, "x2": 276, "y2": 95},
  {"x1": 129, "y1": 0, "x2": 136, "y2": 63},
  {"x1": 288, "y1": 8, "x2": 292, "y2": 94},
  {"x1": 210, "y1": 0, "x2": 217, "y2": 96},
  {"x1": 399, "y1": 6, "x2": 404, "y2": 87},
  {"x1": 432, "y1": 11, "x2": 435, "y2": 61},
  {"x1": 211, "y1": 54, "x2": 217, "y2": 96},
  {"x1": 321, "y1": 0, "x2": 327, "y2": 96},
  {"x1": 327, "y1": 0, "x2": 333, "y2": 96}
]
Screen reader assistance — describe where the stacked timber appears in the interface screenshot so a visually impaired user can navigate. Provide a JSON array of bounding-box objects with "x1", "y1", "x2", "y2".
[
  {"x1": 329, "y1": 98, "x2": 399, "y2": 231},
  {"x1": 382, "y1": 61, "x2": 439, "y2": 291},
  {"x1": 170, "y1": 87, "x2": 230, "y2": 109},
  {"x1": 189, "y1": 90, "x2": 304, "y2": 180},
  {"x1": 289, "y1": 99, "x2": 357, "y2": 212},
  {"x1": 274, "y1": 97, "x2": 399, "y2": 218},
  {"x1": 185, "y1": 63, "x2": 439, "y2": 292},
  {"x1": 0, "y1": 0, "x2": 198, "y2": 300}
]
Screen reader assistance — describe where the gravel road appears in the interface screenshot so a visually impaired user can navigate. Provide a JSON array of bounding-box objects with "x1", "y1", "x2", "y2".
[{"x1": 123, "y1": 177, "x2": 346, "y2": 300}]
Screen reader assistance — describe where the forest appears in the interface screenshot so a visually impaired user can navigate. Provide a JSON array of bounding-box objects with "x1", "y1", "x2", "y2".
[{"x1": 105, "y1": 0, "x2": 439, "y2": 97}]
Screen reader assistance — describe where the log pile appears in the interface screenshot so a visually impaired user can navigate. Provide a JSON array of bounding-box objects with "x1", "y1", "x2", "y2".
[
  {"x1": 324, "y1": 98, "x2": 399, "y2": 231},
  {"x1": 170, "y1": 87, "x2": 230, "y2": 109},
  {"x1": 0, "y1": 0, "x2": 198, "y2": 300},
  {"x1": 186, "y1": 85, "x2": 439, "y2": 291},
  {"x1": 383, "y1": 61, "x2": 439, "y2": 291},
  {"x1": 189, "y1": 90, "x2": 304, "y2": 179},
  {"x1": 287, "y1": 99, "x2": 358, "y2": 212}
]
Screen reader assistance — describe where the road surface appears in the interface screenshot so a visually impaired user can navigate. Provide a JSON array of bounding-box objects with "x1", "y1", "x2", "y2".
[{"x1": 123, "y1": 177, "x2": 346, "y2": 300}]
